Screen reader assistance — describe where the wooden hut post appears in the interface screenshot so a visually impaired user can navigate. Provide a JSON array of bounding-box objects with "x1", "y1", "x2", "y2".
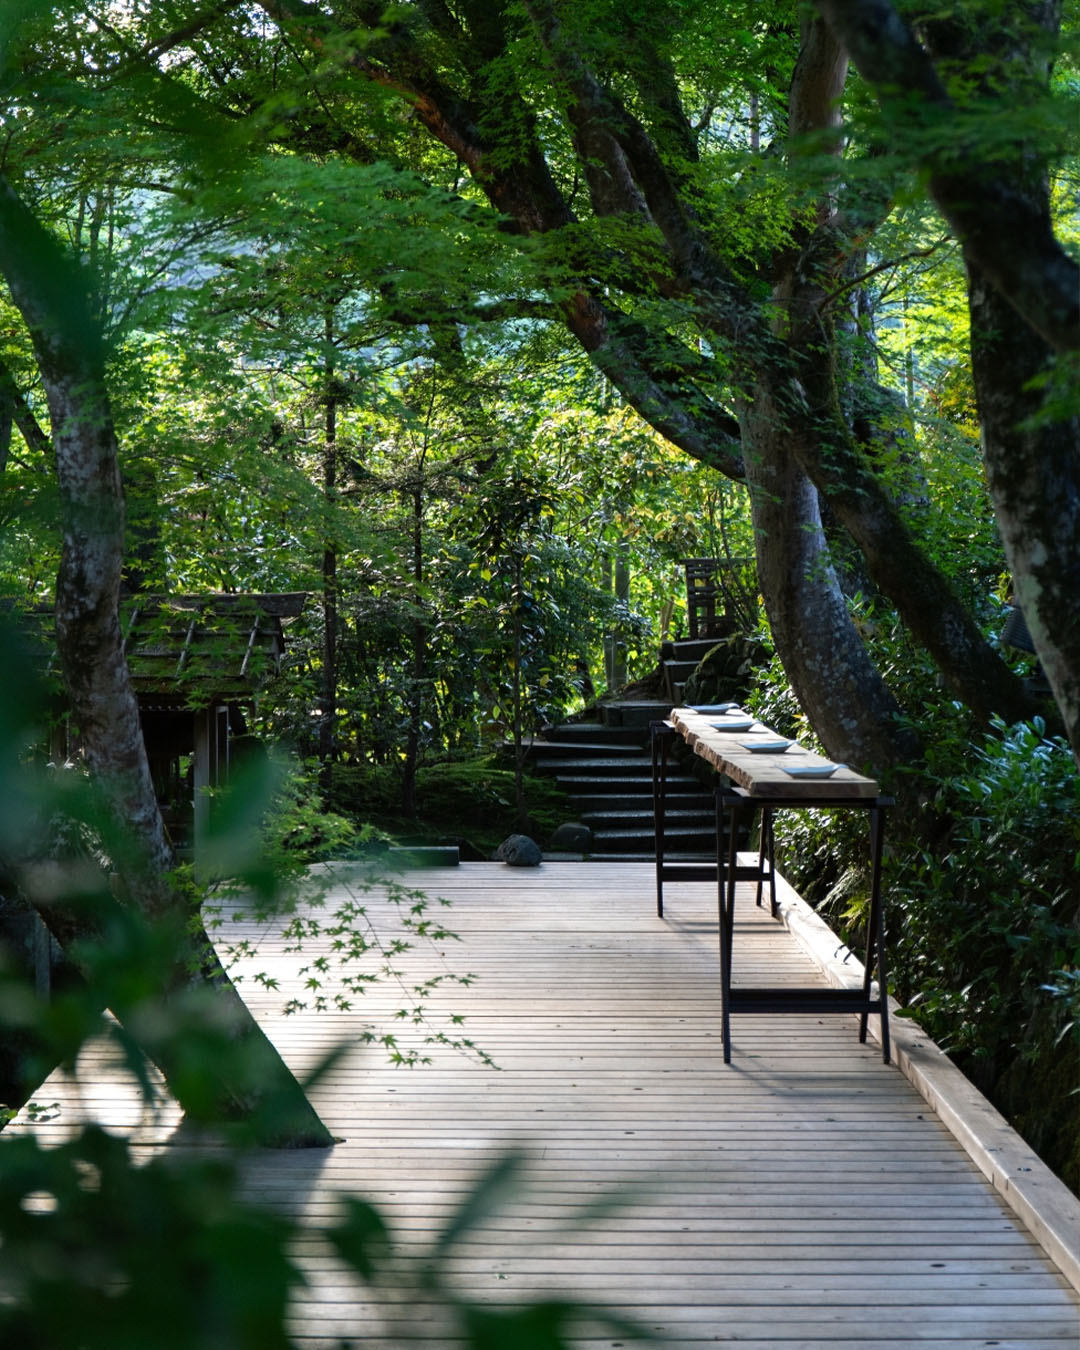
[{"x1": 193, "y1": 706, "x2": 211, "y2": 868}]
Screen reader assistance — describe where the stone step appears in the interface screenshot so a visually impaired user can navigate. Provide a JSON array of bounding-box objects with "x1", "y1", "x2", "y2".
[
  {"x1": 534, "y1": 754, "x2": 655, "y2": 775},
  {"x1": 539, "y1": 721, "x2": 647, "y2": 747},
  {"x1": 666, "y1": 637, "x2": 721, "y2": 663},
  {"x1": 526, "y1": 739, "x2": 645, "y2": 759},
  {"x1": 556, "y1": 773, "x2": 699, "y2": 791},
  {"x1": 558, "y1": 772, "x2": 705, "y2": 793},
  {"x1": 590, "y1": 825, "x2": 718, "y2": 852},
  {"x1": 598, "y1": 701, "x2": 674, "y2": 728},
  {"x1": 579, "y1": 807, "x2": 712, "y2": 827},
  {"x1": 663, "y1": 658, "x2": 699, "y2": 682},
  {"x1": 567, "y1": 791, "x2": 711, "y2": 813}
]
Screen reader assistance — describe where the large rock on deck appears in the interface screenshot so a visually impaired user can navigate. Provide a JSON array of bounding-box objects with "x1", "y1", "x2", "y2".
[{"x1": 493, "y1": 834, "x2": 543, "y2": 867}]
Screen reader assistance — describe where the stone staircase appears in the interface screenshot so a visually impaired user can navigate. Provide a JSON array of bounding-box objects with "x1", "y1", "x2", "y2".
[
  {"x1": 659, "y1": 636, "x2": 724, "y2": 704},
  {"x1": 528, "y1": 699, "x2": 716, "y2": 859}
]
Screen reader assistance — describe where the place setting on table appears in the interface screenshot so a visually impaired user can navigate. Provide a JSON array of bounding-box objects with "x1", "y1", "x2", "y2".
[{"x1": 675, "y1": 703, "x2": 859, "y2": 789}]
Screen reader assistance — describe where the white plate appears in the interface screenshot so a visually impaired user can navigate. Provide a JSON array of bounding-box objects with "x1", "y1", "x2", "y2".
[
  {"x1": 689, "y1": 703, "x2": 741, "y2": 713},
  {"x1": 741, "y1": 739, "x2": 791, "y2": 753},
  {"x1": 708, "y1": 718, "x2": 755, "y2": 732},
  {"x1": 782, "y1": 764, "x2": 838, "y2": 778}
]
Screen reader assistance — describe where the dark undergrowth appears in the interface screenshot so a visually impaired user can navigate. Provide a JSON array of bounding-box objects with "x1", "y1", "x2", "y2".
[
  {"x1": 324, "y1": 756, "x2": 573, "y2": 858},
  {"x1": 749, "y1": 644, "x2": 1080, "y2": 1195}
]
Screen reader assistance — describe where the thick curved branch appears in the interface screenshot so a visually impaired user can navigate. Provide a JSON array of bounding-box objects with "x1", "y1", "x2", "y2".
[
  {"x1": 791, "y1": 412, "x2": 1040, "y2": 726},
  {"x1": 565, "y1": 291, "x2": 743, "y2": 478},
  {"x1": 814, "y1": 0, "x2": 1080, "y2": 351},
  {"x1": 0, "y1": 353, "x2": 51, "y2": 462},
  {"x1": 258, "y1": 0, "x2": 572, "y2": 235}
]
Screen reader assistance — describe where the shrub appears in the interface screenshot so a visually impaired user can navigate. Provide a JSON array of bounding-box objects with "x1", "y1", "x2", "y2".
[
  {"x1": 889, "y1": 719, "x2": 1080, "y2": 1186},
  {"x1": 746, "y1": 617, "x2": 1080, "y2": 1188},
  {"x1": 325, "y1": 757, "x2": 571, "y2": 855}
]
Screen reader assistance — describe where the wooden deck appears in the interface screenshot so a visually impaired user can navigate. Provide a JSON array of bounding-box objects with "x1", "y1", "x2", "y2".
[{"x1": 14, "y1": 860, "x2": 1080, "y2": 1348}]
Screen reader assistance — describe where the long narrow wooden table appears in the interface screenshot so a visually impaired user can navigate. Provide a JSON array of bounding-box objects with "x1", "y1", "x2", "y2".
[{"x1": 652, "y1": 707, "x2": 892, "y2": 1064}]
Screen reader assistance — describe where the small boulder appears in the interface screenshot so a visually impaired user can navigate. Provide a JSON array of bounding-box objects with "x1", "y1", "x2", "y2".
[
  {"x1": 493, "y1": 834, "x2": 543, "y2": 867},
  {"x1": 549, "y1": 822, "x2": 592, "y2": 852}
]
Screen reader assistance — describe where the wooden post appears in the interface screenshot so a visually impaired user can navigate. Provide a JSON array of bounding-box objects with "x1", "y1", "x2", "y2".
[{"x1": 193, "y1": 707, "x2": 211, "y2": 870}]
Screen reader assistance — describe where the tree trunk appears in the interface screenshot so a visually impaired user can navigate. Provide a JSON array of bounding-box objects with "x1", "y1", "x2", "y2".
[
  {"x1": 0, "y1": 174, "x2": 332, "y2": 1147},
  {"x1": 319, "y1": 320, "x2": 339, "y2": 780},
  {"x1": 741, "y1": 389, "x2": 919, "y2": 777},
  {"x1": 967, "y1": 262, "x2": 1080, "y2": 760}
]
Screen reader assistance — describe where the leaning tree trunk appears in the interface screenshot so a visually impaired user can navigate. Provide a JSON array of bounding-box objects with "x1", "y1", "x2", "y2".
[
  {"x1": 0, "y1": 174, "x2": 332, "y2": 1147},
  {"x1": 814, "y1": 0, "x2": 1080, "y2": 761},
  {"x1": 732, "y1": 16, "x2": 918, "y2": 784},
  {"x1": 741, "y1": 387, "x2": 920, "y2": 780}
]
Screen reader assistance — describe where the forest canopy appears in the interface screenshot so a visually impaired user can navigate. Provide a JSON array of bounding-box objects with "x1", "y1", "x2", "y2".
[{"x1": 0, "y1": 0, "x2": 1077, "y2": 1178}]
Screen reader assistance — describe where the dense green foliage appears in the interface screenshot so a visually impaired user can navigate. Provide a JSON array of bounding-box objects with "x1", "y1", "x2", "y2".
[{"x1": 0, "y1": 10, "x2": 1078, "y2": 1346}]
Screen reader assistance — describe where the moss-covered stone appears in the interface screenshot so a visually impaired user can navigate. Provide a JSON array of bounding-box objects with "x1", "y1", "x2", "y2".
[{"x1": 683, "y1": 632, "x2": 769, "y2": 706}]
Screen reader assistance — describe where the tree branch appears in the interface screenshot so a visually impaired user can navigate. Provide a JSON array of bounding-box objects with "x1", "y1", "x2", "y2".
[
  {"x1": 0, "y1": 352, "x2": 52, "y2": 462},
  {"x1": 563, "y1": 291, "x2": 743, "y2": 478},
  {"x1": 822, "y1": 238, "x2": 952, "y2": 309},
  {"x1": 91, "y1": 0, "x2": 247, "y2": 74},
  {"x1": 814, "y1": 0, "x2": 1080, "y2": 351}
]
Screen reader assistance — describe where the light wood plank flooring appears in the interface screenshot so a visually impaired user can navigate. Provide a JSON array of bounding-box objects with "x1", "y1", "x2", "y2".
[{"x1": 16, "y1": 861, "x2": 1080, "y2": 1348}]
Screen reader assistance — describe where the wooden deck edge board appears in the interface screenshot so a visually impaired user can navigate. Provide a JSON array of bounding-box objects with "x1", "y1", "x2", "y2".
[{"x1": 771, "y1": 870, "x2": 1080, "y2": 1295}]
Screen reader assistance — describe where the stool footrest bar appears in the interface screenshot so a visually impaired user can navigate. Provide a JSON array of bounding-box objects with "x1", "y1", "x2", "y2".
[{"x1": 728, "y1": 987, "x2": 882, "y2": 1015}]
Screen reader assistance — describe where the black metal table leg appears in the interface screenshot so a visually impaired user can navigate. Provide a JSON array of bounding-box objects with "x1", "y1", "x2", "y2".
[
  {"x1": 859, "y1": 803, "x2": 890, "y2": 1063},
  {"x1": 755, "y1": 807, "x2": 778, "y2": 915},
  {"x1": 716, "y1": 787, "x2": 732, "y2": 1063},
  {"x1": 651, "y1": 721, "x2": 672, "y2": 918},
  {"x1": 712, "y1": 790, "x2": 893, "y2": 1065},
  {"x1": 716, "y1": 788, "x2": 752, "y2": 1065}
]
